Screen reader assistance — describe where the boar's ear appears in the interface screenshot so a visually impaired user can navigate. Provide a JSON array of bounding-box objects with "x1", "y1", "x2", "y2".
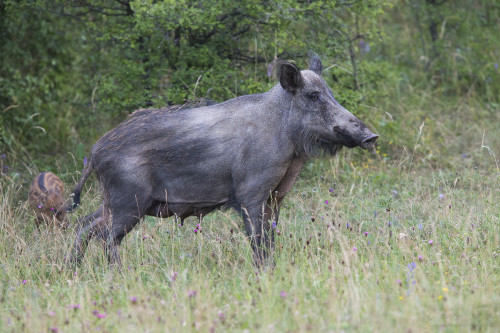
[
  {"x1": 309, "y1": 54, "x2": 322, "y2": 75},
  {"x1": 280, "y1": 62, "x2": 304, "y2": 94}
]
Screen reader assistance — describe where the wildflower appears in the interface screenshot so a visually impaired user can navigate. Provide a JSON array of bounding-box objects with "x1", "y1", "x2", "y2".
[
  {"x1": 22, "y1": 280, "x2": 27, "y2": 284},
  {"x1": 438, "y1": 295, "x2": 443, "y2": 300},
  {"x1": 310, "y1": 217, "x2": 315, "y2": 222},
  {"x1": 325, "y1": 200, "x2": 329, "y2": 204},
  {"x1": 364, "y1": 232, "x2": 368, "y2": 237},
  {"x1": 418, "y1": 255, "x2": 423, "y2": 261},
  {"x1": 280, "y1": 291, "x2": 288, "y2": 298},
  {"x1": 38, "y1": 205, "x2": 42, "y2": 209},
  {"x1": 193, "y1": 229, "x2": 198, "y2": 233},
  {"x1": 396, "y1": 279, "x2": 402, "y2": 286},
  {"x1": 83, "y1": 156, "x2": 88, "y2": 166},
  {"x1": 448, "y1": 204, "x2": 452, "y2": 209},
  {"x1": 392, "y1": 190, "x2": 398, "y2": 197},
  {"x1": 353, "y1": 246, "x2": 358, "y2": 252},
  {"x1": 442, "y1": 287, "x2": 448, "y2": 293},
  {"x1": 374, "y1": 210, "x2": 377, "y2": 217},
  {"x1": 93, "y1": 310, "x2": 106, "y2": 318},
  {"x1": 67, "y1": 304, "x2": 81, "y2": 310},
  {"x1": 408, "y1": 262, "x2": 416, "y2": 271},
  {"x1": 142, "y1": 235, "x2": 147, "y2": 239},
  {"x1": 272, "y1": 221, "x2": 277, "y2": 229},
  {"x1": 47, "y1": 310, "x2": 56, "y2": 317},
  {"x1": 171, "y1": 271, "x2": 178, "y2": 282},
  {"x1": 187, "y1": 290, "x2": 197, "y2": 298},
  {"x1": 399, "y1": 296, "x2": 403, "y2": 300},
  {"x1": 329, "y1": 187, "x2": 334, "y2": 193},
  {"x1": 218, "y1": 311, "x2": 226, "y2": 323},
  {"x1": 50, "y1": 327, "x2": 58, "y2": 333},
  {"x1": 439, "y1": 193, "x2": 444, "y2": 200},
  {"x1": 130, "y1": 297, "x2": 138, "y2": 304},
  {"x1": 418, "y1": 223, "x2": 423, "y2": 230},
  {"x1": 428, "y1": 240, "x2": 433, "y2": 245}
]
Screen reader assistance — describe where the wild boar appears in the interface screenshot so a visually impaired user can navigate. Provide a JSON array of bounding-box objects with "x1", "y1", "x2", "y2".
[
  {"x1": 28, "y1": 172, "x2": 68, "y2": 229},
  {"x1": 67, "y1": 56, "x2": 378, "y2": 267}
]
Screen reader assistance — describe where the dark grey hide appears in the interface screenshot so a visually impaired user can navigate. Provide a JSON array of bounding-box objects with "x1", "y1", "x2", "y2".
[{"x1": 68, "y1": 57, "x2": 378, "y2": 267}]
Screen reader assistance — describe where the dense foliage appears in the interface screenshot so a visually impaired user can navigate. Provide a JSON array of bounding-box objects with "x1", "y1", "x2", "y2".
[{"x1": 3, "y1": 0, "x2": 497, "y2": 168}]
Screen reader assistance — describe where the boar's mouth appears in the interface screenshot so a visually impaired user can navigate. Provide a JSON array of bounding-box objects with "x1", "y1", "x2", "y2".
[
  {"x1": 360, "y1": 134, "x2": 378, "y2": 150},
  {"x1": 333, "y1": 126, "x2": 378, "y2": 150}
]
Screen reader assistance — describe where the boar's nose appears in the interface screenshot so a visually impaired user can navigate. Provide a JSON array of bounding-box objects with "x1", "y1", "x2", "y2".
[{"x1": 360, "y1": 133, "x2": 378, "y2": 149}]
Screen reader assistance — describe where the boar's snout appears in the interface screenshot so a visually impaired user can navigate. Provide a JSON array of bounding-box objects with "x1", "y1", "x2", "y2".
[{"x1": 360, "y1": 133, "x2": 378, "y2": 150}]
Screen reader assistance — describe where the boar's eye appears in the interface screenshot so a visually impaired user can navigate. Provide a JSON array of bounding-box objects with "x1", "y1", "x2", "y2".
[{"x1": 307, "y1": 92, "x2": 320, "y2": 101}]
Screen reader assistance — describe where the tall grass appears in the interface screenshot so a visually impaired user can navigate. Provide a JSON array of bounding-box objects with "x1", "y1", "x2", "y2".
[{"x1": 1, "y1": 109, "x2": 498, "y2": 331}]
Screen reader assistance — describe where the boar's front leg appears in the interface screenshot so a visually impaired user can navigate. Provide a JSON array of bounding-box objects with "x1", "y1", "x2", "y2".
[{"x1": 241, "y1": 201, "x2": 275, "y2": 267}]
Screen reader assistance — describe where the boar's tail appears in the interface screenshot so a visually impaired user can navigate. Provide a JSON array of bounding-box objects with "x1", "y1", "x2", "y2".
[{"x1": 66, "y1": 157, "x2": 94, "y2": 212}]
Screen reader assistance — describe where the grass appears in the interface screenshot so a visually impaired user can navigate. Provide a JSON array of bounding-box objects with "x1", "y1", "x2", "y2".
[{"x1": 1, "y1": 129, "x2": 498, "y2": 332}]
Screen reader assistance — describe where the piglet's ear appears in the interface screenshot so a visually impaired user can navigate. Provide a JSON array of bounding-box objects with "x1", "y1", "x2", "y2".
[{"x1": 280, "y1": 63, "x2": 304, "y2": 94}]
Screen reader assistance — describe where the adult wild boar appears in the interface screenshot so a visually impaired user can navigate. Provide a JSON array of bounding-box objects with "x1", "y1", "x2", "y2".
[{"x1": 68, "y1": 56, "x2": 378, "y2": 267}]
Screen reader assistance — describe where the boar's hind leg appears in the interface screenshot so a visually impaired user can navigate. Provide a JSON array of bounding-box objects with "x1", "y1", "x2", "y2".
[
  {"x1": 67, "y1": 210, "x2": 108, "y2": 267},
  {"x1": 105, "y1": 198, "x2": 151, "y2": 267},
  {"x1": 241, "y1": 202, "x2": 274, "y2": 267}
]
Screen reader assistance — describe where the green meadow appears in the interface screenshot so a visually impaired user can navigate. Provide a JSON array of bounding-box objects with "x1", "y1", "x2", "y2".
[{"x1": 1, "y1": 0, "x2": 499, "y2": 332}]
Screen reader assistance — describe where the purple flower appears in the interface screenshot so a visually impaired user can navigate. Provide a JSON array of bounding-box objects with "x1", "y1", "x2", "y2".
[
  {"x1": 130, "y1": 297, "x2": 138, "y2": 303},
  {"x1": 392, "y1": 190, "x2": 398, "y2": 197},
  {"x1": 439, "y1": 193, "x2": 444, "y2": 200},
  {"x1": 418, "y1": 255, "x2": 423, "y2": 261},
  {"x1": 272, "y1": 221, "x2": 277, "y2": 229},
  {"x1": 22, "y1": 280, "x2": 27, "y2": 285},
  {"x1": 418, "y1": 223, "x2": 423, "y2": 230},
  {"x1": 171, "y1": 271, "x2": 178, "y2": 282},
  {"x1": 408, "y1": 262, "x2": 416, "y2": 271},
  {"x1": 83, "y1": 156, "x2": 88, "y2": 166},
  {"x1": 93, "y1": 310, "x2": 106, "y2": 318},
  {"x1": 187, "y1": 290, "x2": 197, "y2": 298},
  {"x1": 495, "y1": 63, "x2": 499, "y2": 70},
  {"x1": 280, "y1": 291, "x2": 288, "y2": 298},
  {"x1": 364, "y1": 232, "x2": 369, "y2": 237},
  {"x1": 329, "y1": 187, "x2": 334, "y2": 193},
  {"x1": 462, "y1": 153, "x2": 468, "y2": 158},
  {"x1": 374, "y1": 210, "x2": 377, "y2": 217},
  {"x1": 0, "y1": 153, "x2": 5, "y2": 159},
  {"x1": 38, "y1": 205, "x2": 42, "y2": 209},
  {"x1": 428, "y1": 240, "x2": 433, "y2": 245},
  {"x1": 325, "y1": 200, "x2": 329, "y2": 204},
  {"x1": 396, "y1": 279, "x2": 402, "y2": 286},
  {"x1": 193, "y1": 229, "x2": 198, "y2": 233},
  {"x1": 353, "y1": 246, "x2": 358, "y2": 252},
  {"x1": 50, "y1": 327, "x2": 58, "y2": 333},
  {"x1": 67, "y1": 304, "x2": 81, "y2": 310}
]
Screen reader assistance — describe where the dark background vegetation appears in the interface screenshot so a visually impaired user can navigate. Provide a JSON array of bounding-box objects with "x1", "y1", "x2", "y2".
[{"x1": 1, "y1": 0, "x2": 499, "y2": 185}]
